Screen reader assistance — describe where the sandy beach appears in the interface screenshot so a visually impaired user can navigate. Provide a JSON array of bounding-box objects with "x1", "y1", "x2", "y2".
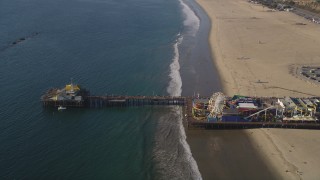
[
  {"x1": 197, "y1": 0, "x2": 320, "y2": 97},
  {"x1": 187, "y1": 0, "x2": 320, "y2": 179},
  {"x1": 188, "y1": 129, "x2": 320, "y2": 179}
]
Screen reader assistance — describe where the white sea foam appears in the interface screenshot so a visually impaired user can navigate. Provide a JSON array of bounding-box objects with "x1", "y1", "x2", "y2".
[
  {"x1": 152, "y1": 106, "x2": 202, "y2": 180},
  {"x1": 164, "y1": 1, "x2": 202, "y2": 179},
  {"x1": 177, "y1": 108, "x2": 202, "y2": 180},
  {"x1": 167, "y1": 35, "x2": 183, "y2": 97},
  {"x1": 166, "y1": 35, "x2": 202, "y2": 179},
  {"x1": 179, "y1": 0, "x2": 200, "y2": 36}
]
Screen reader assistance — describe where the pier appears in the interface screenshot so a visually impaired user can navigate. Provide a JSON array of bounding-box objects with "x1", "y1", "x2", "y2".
[
  {"x1": 86, "y1": 96, "x2": 185, "y2": 108},
  {"x1": 42, "y1": 95, "x2": 185, "y2": 108},
  {"x1": 41, "y1": 84, "x2": 185, "y2": 108},
  {"x1": 41, "y1": 83, "x2": 320, "y2": 130}
]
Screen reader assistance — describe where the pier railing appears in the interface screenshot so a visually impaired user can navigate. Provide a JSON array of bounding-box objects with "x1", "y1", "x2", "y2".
[
  {"x1": 86, "y1": 96, "x2": 186, "y2": 108},
  {"x1": 42, "y1": 95, "x2": 186, "y2": 108}
]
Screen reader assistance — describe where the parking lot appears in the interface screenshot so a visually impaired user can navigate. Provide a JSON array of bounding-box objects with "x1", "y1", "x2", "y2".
[{"x1": 299, "y1": 66, "x2": 320, "y2": 83}]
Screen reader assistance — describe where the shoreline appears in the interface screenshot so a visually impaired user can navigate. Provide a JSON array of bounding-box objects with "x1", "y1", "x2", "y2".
[
  {"x1": 186, "y1": 0, "x2": 320, "y2": 179},
  {"x1": 179, "y1": 0, "x2": 222, "y2": 97}
]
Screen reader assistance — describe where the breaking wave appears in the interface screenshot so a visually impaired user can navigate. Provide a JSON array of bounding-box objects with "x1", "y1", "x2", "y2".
[
  {"x1": 179, "y1": 0, "x2": 200, "y2": 36},
  {"x1": 152, "y1": 0, "x2": 202, "y2": 179},
  {"x1": 152, "y1": 106, "x2": 202, "y2": 180},
  {"x1": 167, "y1": 35, "x2": 183, "y2": 97}
]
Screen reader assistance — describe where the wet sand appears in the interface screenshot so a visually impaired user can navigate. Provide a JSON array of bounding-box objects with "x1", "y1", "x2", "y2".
[
  {"x1": 187, "y1": 0, "x2": 320, "y2": 179},
  {"x1": 180, "y1": 0, "x2": 222, "y2": 97}
]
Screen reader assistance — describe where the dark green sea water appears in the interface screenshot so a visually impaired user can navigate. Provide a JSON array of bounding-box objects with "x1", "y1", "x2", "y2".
[{"x1": 0, "y1": 0, "x2": 220, "y2": 179}]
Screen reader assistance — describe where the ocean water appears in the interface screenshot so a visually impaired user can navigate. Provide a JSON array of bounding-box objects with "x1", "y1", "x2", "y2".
[{"x1": 0, "y1": 0, "x2": 218, "y2": 179}]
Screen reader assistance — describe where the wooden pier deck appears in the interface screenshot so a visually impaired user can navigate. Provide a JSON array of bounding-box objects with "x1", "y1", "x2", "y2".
[
  {"x1": 86, "y1": 96, "x2": 186, "y2": 108},
  {"x1": 41, "y1": 93, "x2": 320, "y2": 130},
  {"x1": 42, "y1": 95, "x2": 186, "y2": 108}
]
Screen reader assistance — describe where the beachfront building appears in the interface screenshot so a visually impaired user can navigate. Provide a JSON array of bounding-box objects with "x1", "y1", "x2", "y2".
[
  {"x1": 50, "y1": 83, "x2": 82, "y2": 101},
  {"x1": 278, "y1": 97, "x2": 319, "y2": 119},
  {"x1": 41, "y1": 81, "x2": 89, "y2": 108}
]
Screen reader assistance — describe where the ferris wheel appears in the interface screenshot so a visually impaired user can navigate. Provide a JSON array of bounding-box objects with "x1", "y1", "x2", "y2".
[{"x1": 208, "y1": 92, "x2": 226, "y2": 117}]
